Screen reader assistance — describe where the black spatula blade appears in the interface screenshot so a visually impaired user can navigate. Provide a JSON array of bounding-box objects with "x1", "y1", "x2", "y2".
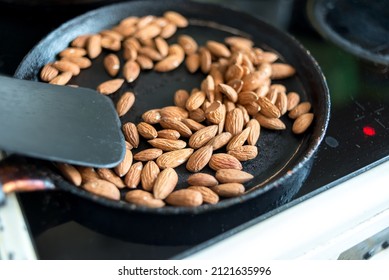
[{"x1": 0, "y1": 76, "x2": 125, "y2": 168}]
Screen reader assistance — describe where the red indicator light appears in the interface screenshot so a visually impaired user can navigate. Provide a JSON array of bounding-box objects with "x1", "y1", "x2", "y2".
[{"x1": 363, "y1": 126, "x2": 376, "y2": 136}]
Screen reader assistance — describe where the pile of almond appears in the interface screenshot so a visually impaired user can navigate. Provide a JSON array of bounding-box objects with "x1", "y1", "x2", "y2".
[{"x1": 41, "y1": 11, "x2": 314, "y2": 208}]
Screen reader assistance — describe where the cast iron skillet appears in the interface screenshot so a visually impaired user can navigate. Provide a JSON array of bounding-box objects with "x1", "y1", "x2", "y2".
[{"x1": 1, "y1": 0, "x2": 330, "y2": 245}]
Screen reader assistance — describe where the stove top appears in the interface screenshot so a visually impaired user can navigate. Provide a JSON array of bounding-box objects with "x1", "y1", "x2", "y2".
[{"x1": 1, "y1": 0, "x2": 388, "y2": 260}]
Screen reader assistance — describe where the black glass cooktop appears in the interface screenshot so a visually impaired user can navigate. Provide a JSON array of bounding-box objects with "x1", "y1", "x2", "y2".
[{"x1": 1, "y1": 0, "x2": 388, "y2": 259}]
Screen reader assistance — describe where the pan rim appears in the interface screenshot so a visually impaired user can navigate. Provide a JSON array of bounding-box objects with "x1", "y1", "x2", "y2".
[{"x1": 14, "y1": 0, "x2": 330, "y2": 215}]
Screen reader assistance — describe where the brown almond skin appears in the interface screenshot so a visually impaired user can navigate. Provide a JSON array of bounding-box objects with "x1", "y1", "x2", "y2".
[
  {"x1": 188, "y1": 125, "x2": 218, "y2": 149},
  {"x1": 287, "y1": 92, "x2": 301, "y2": 111},
  {"x1": 49, "y1": 71, "x2": 72, "y2": 85},
  {"x1": 40, "y1": 64, "x2": 59, "y2": 82},
  {"x1": 292, "y1": 113, "x2": 314, "y2": 134},
  {"x1": 87, "y1": 34, "x2": 102, "y2": 59},
  {"x1": 257, "y1": 97, "x2": 281, "y2": 118},
  {"x1": 62, "y1": 56, "x2": 92, "y2": 69},
  {"x1": 141, "y1": 161, "x2": 160, "y2": 191},
  {"x1": 55, "y1": 163, "x2": 82, "y2": 186},
  {"x1": 226, "y1": 127, "x2": 251, "y2": 151},
  {"x1": 153, "y1": 168, "x2": 178, "y2": 199},
  {"x1": 218, "y1": 83, "x2": 238, "y2": 103},
  {"x1": 116, "y1": 91, "x2": 135, "y2": 117},
  {"x1": 134, "y1": 148, "x2": 163, "y2": 161},
  {"x1": 160, "y1": 106, "x2": 189, "y2": 120},
  {"x1": 77, "y1": 167, "x2": 100, "y2": 183},
  {"x1": 209, "y1": 153, "x2": 243, "y2": 171},
  {"x1": 159, "y1": 118, "x2": 192, "y2": 138},
  {"x1": 255, "y1": 113, "x2": 286, "y2": 130},
  {"x1": 188, "y1": 186, "x2": 219, "y2": 204},
  {"x1": 125, "y1": 190, "x2": 165, "y2": 208},
  {"x1": 148, "y1": 138, "x2": 187, "y2": 151},
  {"x1": 225, "y1": 108, "x2": 244, "y2": 135},
  {"x1": 59, "y1": 47, "x2": 87, "y2": 58},
  {"x1": 97, "y1": 168, "x2": 125, "y2": 188},
  {"x1": 174, "y1": 89, "x2": 190, "y2": 108},
  {"x1": 270, "y1": 63, "x2": 296, "y2": 79},
  {"x1": 122, "y1": 122, "x2": 139, "y2": 148},
  {"x1": 124, "y1": 162, "x2": 143, "y2": 188},
  {"x1": 52, "y1": 60, "x2": 80, "y2": 76},
  {"x1": 96, "y1": 78, "x2": 124, "y2": 95},
  {"x1": 206, "y1": 40, "x2": 231, "y2": 58},
  {"x1": 187, "y1": 173, "x2": 219, "y2": 187},
  {"x1": 186, "y1": 145, "x2": 213, "y2": 172},
  {"x1": 212, "y1": 183, "x2": 245, "y2": 198},
  {"x1": 205, "y1": 101, "x2": 224, "y2": 124},
  {"x1": 178, "y1": 34, "x2": 198, "y2": 55},
  {"x1": 216, "y1": 169, "x2": 254, "y2": 183},
  {"x1": 246, "y1": 119, "x2": 261, "y2": 146},
  {"x1": 288, "y1": 102, "x2": 312, "y2": 119},
  {"x1": 228, "y1": 145, "x2": 258, "y2": 161},
  {"x1": 82, "y1": 179, "x2": 120, "y2": 200},
  {"x1": 123, "y1": 60, "x2": 141, "y2": 83},
  {"x1": 156, "y1": 148, "x2": 194, "y2": 169},
  {"x1": 185, "y1": 53, "x2": 200, "y2": 73},
  {"x1": 104, "y1": 53, "x2": 120, "y2": 77},
  {"x1": 114, "y1": 149, "x2": 133, "y2": 177},
  {"x1": 207, "y1": 132, "x2": 233, "y2": 150},
  {"x1": 142, "y1": 109, "x2": 162, "y2": 124},
  {"x1": 186, "y1": 90, "x2": 206, "y2": 111},
  {"x1": 165, "y1": 189, "x2": 203, "y2": 207},
  {"x1": 164, "y1": 11, "x2": 188, "y2": 28},
  {"x1": 157, "y1": 129, "x2": 180, "y2": 140},
  {"x1": 137, "y1": 122, "x2": 158, "y2": 139},
  {"x1": 181, "y1": 119, "x2": 205, "y2": 132}
]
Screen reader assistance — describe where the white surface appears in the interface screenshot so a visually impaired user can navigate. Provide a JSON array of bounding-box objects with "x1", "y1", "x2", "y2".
[{"x1": 186, "y1": 160, "x2": 389, "y2": 260}]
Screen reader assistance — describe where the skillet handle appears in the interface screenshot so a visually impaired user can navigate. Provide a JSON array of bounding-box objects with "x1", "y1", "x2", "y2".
[{"x1": 0, "y1": 155, "x2": 55, "y2": 201}]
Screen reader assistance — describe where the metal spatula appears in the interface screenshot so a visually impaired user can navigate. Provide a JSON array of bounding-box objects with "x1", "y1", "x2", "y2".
[{"x1": 0, "y1": 76, "x2": 125, "y2": 168}]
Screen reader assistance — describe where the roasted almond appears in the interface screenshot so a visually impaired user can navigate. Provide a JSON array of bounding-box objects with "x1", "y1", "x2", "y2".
[
  {"x1": 157, "y1": 129, "x2": 180, "y2": 140},
  {"x1": 255, "y1": 113, "x2": 286, "y2": 130},
  {"x1": 49, "y1": 71, "x2": 72, "y2": 85},
  {"x1": 53, "y1": 60, "x2": 80, "y2": 76},
  {"x1": 154, "y1": 55, "x2": 182, "y2": 72},
  {"x1": 154, "y1": 36, "x2": 169, "y2": 57},
  {"x1": 142, "y1": 109, "x2": 162, "y2": 124},
  {"x1": 225, "y1": 108, "x2": 244, "y2": 135},
  {"x1": 187, "y1": 173, "x2": 219, "y2": 187},
  {"x1": 174, "y1": 89, "x2": 190, "y2": 108},
  {"x1": 87, "y1": 34, "x2": 102, "y2": 59},
  {"x1": 164, "y1": 11, "x2": 188, "y2": 28},
  {"x1": 178, "y1": 34, "x2": 198, "y2": 55},
  {"x1": 116, "y1": 91, "x2": 135, "y2": 117},
  {"x1": 181, "y1": 118, "x2": 205, "y2": 132},
  {"x1": 215, "y1": 169, "x2": 254, "y2": 183},
  {"x1": 205, "y1": 101, "x2": 224, "y2": 124},
  {"x1": 137, "y1": 122, "x2": 158, "y2": 139},
  {"x1": 186, "y1": 90, "x2": 206, "y2": 111},
  {"x1": 156, "y1": 148, "x2": 194, "y2": 169},
  {"x1": 207, "y1": 132, "x2": 232, "y2": 150},
  {"x1": 189, "y1": 108, "x2": 206, "y2": 123},
  {"x1": 165, "y1": 189, "x2": 203, "y2": 207},
  {"x1": 135, "y1": 23, "x2": 161, "y2": 40},
  {"x1": 159, "y1": 118, "x2": 192, "y2": 138},
  {"x1": 186, "y1": 145, "x2": 213, "y2": 172},
  {"x1": 114, "y1": 149, "x2": 133, "y2": 177},
  {"x1": 124, "y1": 162, "x2": 143, "y2": 188},
  {"x1": 123, "y1": 60, "x2": 140, "y2": 83},
  {"x1": 257, "y1": 96, "x2": 281, "y2": 118},
  {"x1": 225, "y1": 64, "x2": 244, "y2": 82},
  {"x1": 188, "y1": 186, "x2": 219, "y2": 204},
  {"x1": 226, "y1": 127, "x2": 251, "y2": 151},
  {"x1": 153, "y1": 167, "x2": 178, "y2": 199},
  {"x1": 122, "y1": 122, "x2": 139, "y2": 148},
  {"x1": 134, "y1": 148, "x2": 163, "y2": 161},
  {"x1": 97, "y1": 168, "x2": 125, "y2": 188},
  {"x1": 40, "y1": 64, "x2": 59, "y2": 82},
  {"x1": 59, "y1": 47, "x2": 87, "y2": 58},
  {"x1": 82, "y1": 179, "x2": 120, "y2": 200},
  {"x1": 136, "y1": 55, "x2": 154, "y2": 70},
  {"x1": 188, "y1": 125, "x2": 218, "y2": 149},
  {"x1": 287, "y1": 92, "x2": 301, "y2": 111},
  {"x1": 125, "y1": 189, "x2": 165, "y2": 208},
  {"x1": 218, "y1": 83, "x2": 238, "y2": 103},
  {"x1": 148, "y1": 138, "x2": 187, "y2": 151},
  {"x1": 96, "y1": 78, "x2": 124, "y2": 95},
  {"x1": 160, "y1": 106, "x2": 189, "y2": 120},
  {"x1": 246, "y1": 119, "x2": 260, "y2": 146},
  {"x1": 199, "y1": 47, "x2": 212, "y2": 74},
  {"x1": 228, "y1": 145, "x2": 258, "y2": 161},
  {"x1": 123, "y1": 44, "x2": 138, "y2": 61},
  {"x1": 206, "y1": 40, "x2": 231, "y2": 58},
  {"x1": 55, "y1": 163, "x2": 82, "y2": 186},
  {"x1": 211, "y1": 183, "x2": 245, "y2": 198},
  {"x1": 185, "y1": 53, "x2": 200, "y2": 73},
  {"x1": 292, "y1": 113, "x2": 314, "y2": 134},
  {"x1": 138, "y1": 46, "x2": 163, "y2": 61},
  {"x1": 62, "y1": 56, "x2": 92, "y2": 69},
  {"x1": 270, "y1": 63, "x2": 296, "y2": 79},
  {"x1": 209, "y1": 153, "x2": 243, "y2": 171},
  {"x1": 276, "y1": 91, "x2": 288, "y2": 116},
  {"x1": 160, "y1": 23, "x2": 177, "y2": 39},
  {"x1": 141, "y1": 160, "x2": 160, "y2": 191},
  {"x1": 288, "y1": 101, "x2": 311, "y2": 119},
  {"x1": 104, "y1": 53, "x2": 120, "y2": 77}
]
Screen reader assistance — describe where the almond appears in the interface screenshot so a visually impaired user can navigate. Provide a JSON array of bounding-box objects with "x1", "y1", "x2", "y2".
[
  {"x1": 186, "y1": 145, "x2": 213, "y2": 172},
  {"x1": 116, "y1": 91, "x2": 135, "y2": 117},
  {"x1": 59, "y1": 47, "x2": 87, "y2": 58},
  {"x1": 181, "y1": 118, "x2": 205, "y2": 132},
  {"x1": 292, "y1": 113, "x2": 314, "y2": 134},
  {"x1": 87, "y1": 34, "x2": 102, "y2": 59},
  {"x1": 225, "y1": 108, "x2": 244, "y2": 135},
  {"x1": 77, "y1": 167, "x2": 100, "y2": 183},
  {"x1": 287, "y1": 92, "x2": 301, "y2": 111},
  {"x1": 276, "y1": 91, "x2": 288, "y2": 116},
  {"x1": 134, "y1": 148, "x2": 163, "y2": 161},
  {"x1": 188, "y1": 186, "x2": 219, "y2": 204},
  {"x1": 101, "y1": 36, "x2": 121, "y2": 51},
  {"x1": 215, "y1": 169, "x2": 254, "y2": 183},
  {"x1": 153, "y1": 167, "x2": 178, "y2": 199},
  {"x1": 55, "y1": 163, "x2": 82, "y2": 186},
  {"x1": 40, "y1": 64, "x2": 58, "y2": 82},
  {"x1": 246, "y1": 119, "x2": 260, "y2": 145},
  {"x1": 187, "y1": 173, "x2": 219, "y2": 187},
  {"x1": 209, "y1": 153, "x2": 242, "y2": 171},
  {"x1": 53, "y1": 60, "x2": 80, "y2": 76},
  {"x1": 156, "y1": 148, "x2": 194, "y2": 169},
  {"x1": 199, "y1": 47, "x2": 212, "y2": 74},
  {"x1": 241, "y1": 67, "x2": 271, "y2": 91},
  {"x1": 178, "y1": 34, "x2": 198, "y2": 55},
  {"x1": 123, "y1": 44, "x2": 138, "y2": 61},
  {"x1": 225, "y1": 64, "x2": 244, "y2": 82},
  {"x1": 256, "y1": 96, "x2": 281, "y2": 118},
  {"x1": 49, "y1": 71, "x2": 72, "y2": 85},
  {"x1": 114, "y1": 149, "x2": 133, "y2": 177},
  {"x1": 142, "y1": 109, "x2": 162, "y2": 124},
  {"x1": 189, "y1": 108, "x2": 206, "y2": 123},
  {"x1": 270, "y1": 63, "x2": 296, "y2": 79},
  {"x1": 157, "y1": 129, "x2": 180, "y2": 140},
  {"x1": 174, "y1": 89, "x2": 190, "y2": 108},
  {"x1": 123, "y1": 60, "x2": 140, "y2": 83},
  {"x1": 185, "y1": 53, "x2": 200, "y2": 73},
  {"x1": 138, "y1": 46, "x2": 163, "y2": 61},
  {"x1": 136, "y1": 55, "x2": 154, "y2": 70},
  {"x1": 205, "y1": 101, "x2": 224, "y2": 124},
  {"x1": 237, "y1": 104, "x2": 250, "y2": 124},
  {"x1": 165, "y1": 189, "x2": 203, "y2": 207},
  {"x1": 124, "y1": 162, "x2": 143, "y2": 188},
  {"x1": 255, "y1": 113, "x2": 286, "y2": 130},
  {"x1": 141, "y1": 161, "x2": 160, "y2": 191},
  {"x1": 82, "y1": 179, "x2": 120, "y2": 200},
  {"x1": 207, "y1": 132, "x2": 232, "y2": 150},
  {"x1": 211, "y1": 183, "x2": 245, "y2": 197},
  {"x1": 288, "y1": 101, "x2": 311, "y2": 119},
  {"x1": 97, "y1": 168, "x2": 125, "y2": 188},
  {"x1": 224, "y1": 36, "x2": 253, "y2": 50},
  {"x1": 71, "y1": 34, "x2": 90, "y2": 48},
  {"x1": 104, "y1": 53, "x2": 120, "y2": 77},
  {"x1": 154, "y1": 55, "x2": 182, "y2": 72},
  {"x1": 245, "y1": 101, "x2": 261, "y2": 116},
  {"x1": 62, "y1": 56, "x2": 92, "y2": 69},
  {"x1": 164, "y1": 11, "x2": 188, "y2": 28},
  {"x1": 148, "y1": 138, "x2": 187, "y2": 151},
  {"x1": 135, "y1": 23, "x2": 161, "y2": 40},
  {"x1": 160, "y1": 23, "x2": 177, "y2": 39},
  {"x1": 137, "y1": 122, "x2": 158, "y2": 139},
  {"x1": 122, "y1": 122, "x2": 140, "y2": 148},
  {"x1": 188, "y1": 125, "x2": 218, "y2": 149},
  {"x1": 159, "y1": 118, "x2": 192, "y2": 138},
  {"x1": 186, "y1": 90, "x2": 206, "y2": 111},
  {"x1": 160, "y1": 106, "x2": 189, "y2": 120},
  {"x1": 155, "y1": 36, "x2": 169, "y2": 57},
  {"x1": 228, "y1": 145, "x2": 258, "y2": 161},
  {"x1": 201, "y1": 75, "x2": 215, "y2": 102},
  {"x1": 125, "y1": 189, "x2": 165, "y2": 208},
  {"x1": 96, "y1": 78, "x2": 124, "y2": 95},
  {"x1": 226, "y1": 127, "x2": 251, "y2": 151},
  {"x1": 206, "y1": 40, "x2": 231, "y2": 58},
  {"x1": 218, "y1": 83, "x2": 238, "y2": 103}
]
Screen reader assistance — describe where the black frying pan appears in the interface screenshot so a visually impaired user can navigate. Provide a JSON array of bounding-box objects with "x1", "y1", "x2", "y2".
[{"x1": 0, "y1": 0, "x2": 330, "y2": 245}]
